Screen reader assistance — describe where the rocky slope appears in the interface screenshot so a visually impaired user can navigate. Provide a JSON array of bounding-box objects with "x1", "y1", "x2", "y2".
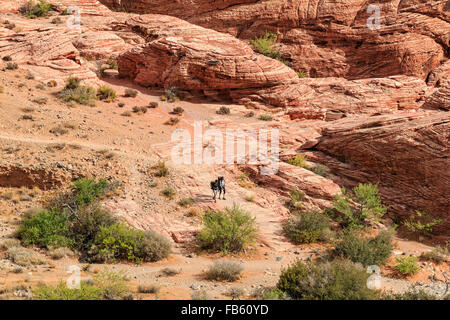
[{"x1": 99, "y1": 0, "x2": 449, "y2": 80}]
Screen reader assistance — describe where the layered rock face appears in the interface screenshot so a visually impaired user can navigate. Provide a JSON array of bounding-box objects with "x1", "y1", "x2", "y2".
[
  {"x1": 99, "y1": 0, "x2": 449, "y2": 80},
  {"x1": 116, "y1": 15, "x2": 299, "y2": 91},
  {"x1": 231, "y1": 75, "x2": 430, "y2": 116},
  {"x1": 314, "y1": 112, "x2": 450, "y2": 241}
]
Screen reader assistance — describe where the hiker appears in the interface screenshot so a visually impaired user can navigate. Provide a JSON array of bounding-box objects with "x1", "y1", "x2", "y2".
[
  {"x1": 218, "y1": 176, "x2": 226, "y2": 200},
  {"x1": 210, "y1": 179, "x2": 219, "y2": 203}
]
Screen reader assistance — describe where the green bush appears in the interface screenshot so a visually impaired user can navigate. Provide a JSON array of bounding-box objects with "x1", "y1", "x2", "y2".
[
  {"x1": 217, "y1": 106, "x2": 231, "y2": 115},
  {"x1": 296, "y1": 70, "x2": 308, "y2": 78},
  {"x1": 382, "y1": 286, "x2": 437, "y2": 300},
  {"x1": 395, "y1": 256, "x2": 420, "y2": 277},
  {"x1": 332, "y1": 183, "x2": 386, "y2": 228},
  {"x1": 310, "y1": 164, "x2": 330, "y2": 177},
  {"x1": 68, "y1": 204, "x2": 118, "y2": 252},
  {"x1": 33, "y1": 282, "x2": 103, "y2": 300},
  {"x1": 250, "y1": 32, "x2": 286, "y2": 64},
  {"x1": 91, "y1": 224, "x2": 171, "y2": 263},
  {"x1": 20, "y1": 0, "x2": 53, "y2": 18},
  {"x1": 90, "y1": 223, "x2": 145, "y2": 263},
  {"x1": 57, "y1": 79, "x2": 96, "y2": 105},
  {"x1": 403, "y1": 210, "x2": 443, "y2": 238},
  {"x1": 283, "y1": 211, "x2": 331, "y2": 244},
  {"x1": 259, "y1": 114, "x2": 273, "y2": 121},
  {"x1": 206, "y1": 260, "x2": 243, "y2": 282},
  {"x1": 178, "y1": 197, "x2": 194, "y2": 207},
  {"x1": 161, "y1": 186, "x2": 176, "y2": 198},
  {"x1": 73, "y1": 178, "x2": 109, "y2": 206},
  {"x1": 287, "y1": 154, "x2": 307, "y2": 168},
  {"x1": 197, "y1": 204, "x2": 257, "y2": 254},
  {"x1": 333, "y1": 229, "x2": 393, "y2": 266},
  {"x1": 285, "y1": 188, "x2": 304, "y2": 214},
  {"x1": 33, "y1": 270, "x2": 131, "y2": 300},
  {"x1": 97, "y1": 85, "x2": 117, "y2": 102},
  {"x1": 17, "y1": 208, "x2": 72, "y2": 248},
  {"x1": 277, "y1": 259, "x2": 379, "y2": 300},
  {"x1": 154, "y1": 160, "x2": 169, "y2": 177}
]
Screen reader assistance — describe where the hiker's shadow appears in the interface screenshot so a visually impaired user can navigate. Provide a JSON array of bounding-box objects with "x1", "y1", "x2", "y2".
[{"x1": 192, "y1": 193, "x2": 213, "y2": 204}]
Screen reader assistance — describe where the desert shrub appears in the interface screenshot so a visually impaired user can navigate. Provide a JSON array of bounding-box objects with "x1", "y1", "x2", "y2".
[
  {"x1": 277, "y1": 259, "x2": 379, "y2": 300},
  {"x1": 382, "y1": 286, "x2": 437, "y2": 300},
  {"x1": 287, "y1": 154, "x2": 307, "y2": 168},
  {"x1": 65, "y1": 77, "x2": 81, "y2": 90},
  {"x1": 171, "y1": 106, "x2": 184, "y2": 115},
  {"x1": 283, "y1": 211, "x2": 331, "y2": 244},
  {"x1": 68, "y1": 203, "x2": 118, "y2": 252},
  {"x1": 403, "y1": 210, "x2": 443, "y2": 238},
  {"x1": 135, "y1": 230, "x2": 171, "y2": 262},
  {"x1": 253, "y1": 287, "x2": 287, "y2": 300},
  {"x1": 149, "y1": 102, "x2": 159, "y2": 108},
  {"x1": 105, "y1": 56, "x2": 118, "y2": 70},
  {"x1": 227, "y1": 287, "x2": 245, "y2": 300},
  {"x1": 161, "y1": 267, "x2": 181, "y2": 276},
  {"x1": 6, "y1": 62, "x2": 18, "y2": 70},
  {"x1": 217, "y1": 106, "x2": 230, "y2": 115},
  {"x1": 191, "y1": 289, "x2": 209, "y2": 300},
  {"x1": 154, "y1": 160, "x2": 169, "y2": 177},
  {"x1": 20, "y1": 0, "x2": 53, "y2": 18},
  {"x1": 178, "y1": 197, "x2": 194, "y2": 207},
  {"x1": 420, "y1": 246, "x2": 448, "y2": 264},
  {"x1": 244, "y1": 111, "x2": 254, "y2": 118},
  {"x1": 73, "y1": 178, "x2": 109, "y2": 206},
  {"x1": 165, "y1": 117, "x2": 180, "y2": 125},
  {"x1": 164, "y1": 87, "x2": 178, "y2": 102},
  {"x1": 259, "y1": 114, "x2": 272, "y2": 121},
  {"x1": 250, "y1": 32, "x2": 285, "y2": 64},
  {"x1": 332, "y1": 183, "x2": 386, "y2": 229},
  {"x1": 47, "y1": 247, "x2": 74, "y2": 260},
  {"x1": 91, "y1": 224, "x2": 170, "y2": 263},
  {"x1": 197, "y1": 204, "x2": 257, "y2": 254},
  {"x1": 17, "y1": 208, "x2": 72, "y2": 248},
  {"x1": 51, "y1": 17, "x2": 62, "y2": 24},
  {"x1": 57, "y1": 78, "x2": 96, "y2": 105},
  {"x1": 121, "y1": 111, "x2": 132, "y2": 117},
  {"x1": 6, "y1": 246, "x2": 47, "y2": 266},
  {"x1": 395, "y1": 256, "x2": 420, "y2": 277},
  {"x1": 206, "y1": 260, "x2": 244, "y2": 282},
  {"x1": 33, "y1": 282, "x2": 103, "y2": 300},
  {"x1": 161, "y1": 186, "x2": 176, "y2": 198},
  {"x1": 138, "y1": 283, "x2": 160, "y2": 294},
  {"x1": 296, "y1": 70, "x2": 308, "y2": 78},
  {"x1": 94, "y1": 270, "x2": 131, "y2": 300},
  {"x1": 90, "y1": 223, "x2": 145, "y2": 263},
  {"x1": 0, "y1": 238, "x2": 21, "y2": 250},
  {"x1": 310, "y1": 164, "x2": 330, "y2": 177},
  {"x1": 285, "y1": 188, "x2": 304, "y2": 214},
  {"x1": 124, "y1": 89, "x2": 138, "y2": 98},
  {"x1": 333, "y1": 229, "x2": 393, "y2": 266},
  {"x1": 97, "y1": 85, "x2": 117, "y2": 102}
]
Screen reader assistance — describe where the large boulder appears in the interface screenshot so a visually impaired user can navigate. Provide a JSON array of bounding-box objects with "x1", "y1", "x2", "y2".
[{"x1": 116, "y1": 14, "x2": 299, "y2": 91}]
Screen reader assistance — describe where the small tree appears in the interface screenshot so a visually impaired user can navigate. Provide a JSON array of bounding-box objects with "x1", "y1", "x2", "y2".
[
  {"x1": 403, "y1": 211, "x2": 442, "y2": 239},
  {"x1": 332, "y1": 183, "x2": 386, "y2": 228},
  {"x1": 197, "y1": 204, "x2": 257, "y2": 254}
]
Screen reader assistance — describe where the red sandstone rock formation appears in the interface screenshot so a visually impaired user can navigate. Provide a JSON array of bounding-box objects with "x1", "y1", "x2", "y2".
[
  {"x1": 313, "y1": 112, "x2": 450, "y2": 242},
  {"x1": 99, "y1": 0, "x2": 448, "y2": 80},
  {"x1": 231, "y1": 75, "x2": 430, "y2": 115},
  {"x1": 116, "y1": 14, "x2": 299, "y2": 91}
]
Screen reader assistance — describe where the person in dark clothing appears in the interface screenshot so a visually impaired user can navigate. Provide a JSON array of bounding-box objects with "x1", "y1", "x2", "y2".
[
  {"x1": 218, "y1": 176, "x2": 226, "y2": 200},
  {"x1": 211, "y1": 179, "x2": 219, "y2": 202}
]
